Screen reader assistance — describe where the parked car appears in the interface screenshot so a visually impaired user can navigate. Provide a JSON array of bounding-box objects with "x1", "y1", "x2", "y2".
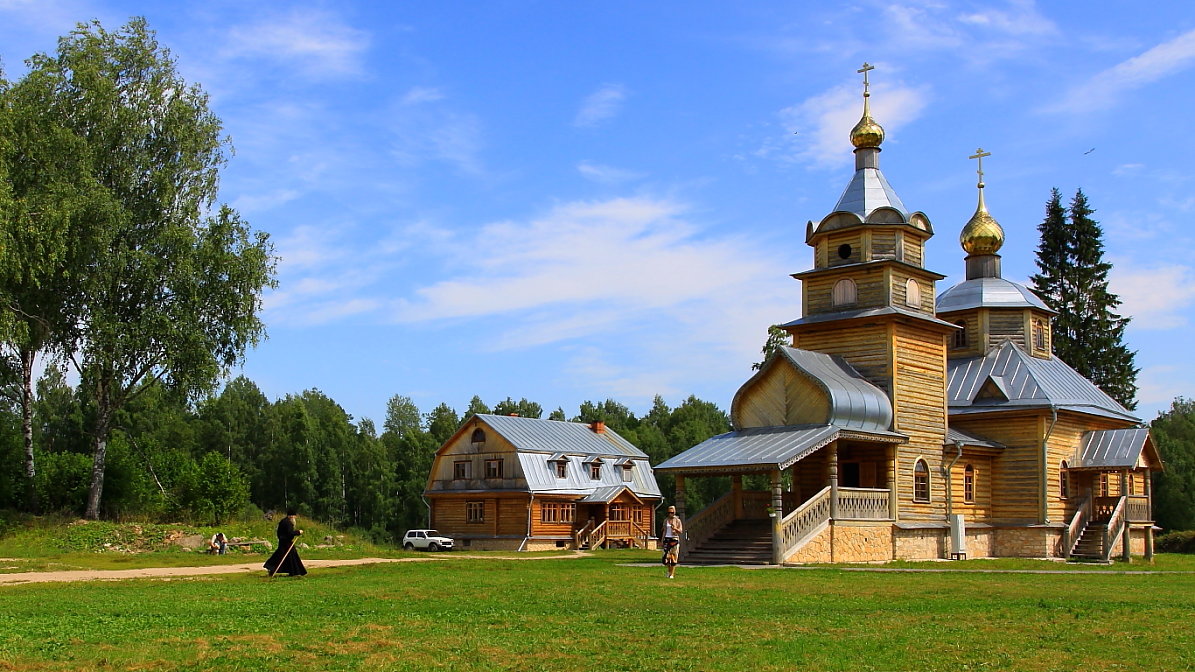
[{"x1": 403, "y1": 529, "x2": 454, "y2": 551}]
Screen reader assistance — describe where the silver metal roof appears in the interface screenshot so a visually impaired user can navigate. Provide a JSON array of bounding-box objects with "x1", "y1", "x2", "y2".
[
  {"x1": 580, "y1": 485, "x2": 644, "y2": 503},
  {"x1": 937, "y1": 277, "x2": 1054, "y2": 314},
  {"x1": 655, "y1": 424, "x2": 904, "y2": 473},
  {"x1": 946, "y1": 426, "x2": 1005, "y2": 449},
  {"x1": 515, "y1": 452, "x2": 661, "y2": 498},
  {"x1": 732, "y1": 347, "x2": 893, "y2": 432},
  {"x1": 947, "y1": 341, "x2": 1138, "y2": 423},
  {"x1": 830, "y1": 167, "x2": 908, "y2": 220},
  {"x1": 476, "y1": 414, "x2": 646, "y2": 458},
  {"x1": 783, "y1": 305, "x2": 959, "y2": 330},
  {"x1": 1073, "y1": 428, "x2": 1152, "y2": 470}
]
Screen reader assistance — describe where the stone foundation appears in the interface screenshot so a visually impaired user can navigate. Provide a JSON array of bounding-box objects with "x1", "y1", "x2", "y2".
[
  {"x1": 832, "y1": 523, "x2": 894, "y2": 562},
  {"x1": 453, "y1": 537, "x2": 525, "y2": 551},
  {"x1": 894, "y1": 527, "x2": 947, "y2": 560},
  {"x1": 992, "y1": 527, "x2": 1063, "y2": 558}
]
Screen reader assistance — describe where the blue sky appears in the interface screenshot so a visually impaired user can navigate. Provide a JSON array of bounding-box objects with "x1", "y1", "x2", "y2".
[{"x1": 2, "y1": 1, "x2": 1193, "y2": 426}]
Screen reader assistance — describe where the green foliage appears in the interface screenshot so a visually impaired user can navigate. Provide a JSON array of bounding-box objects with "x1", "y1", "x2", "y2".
[
  {"x1": 1151, "y1": 397, "x2": 1195, "y2": 532},
  {"x1": 1155, "y1": 530, "x2": 1195, "y2": 554},
  {"x1": 1030, "y1": 188, "x2": 1138, "y2": 409},
  {"x1": 752, "y1": 324, "x2": 790, "y2": 370},
  {"x1": 492, "y1": 396, "x2": 543, "y2": 419},
  {"x1": 174, "y1": 452, "x2": 250, "y2": 525}
]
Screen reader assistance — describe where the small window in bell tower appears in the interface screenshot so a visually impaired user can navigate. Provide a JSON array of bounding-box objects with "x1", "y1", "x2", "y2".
[
  {"x1": 953, "y1": 322, "x2": 967, "y2": 349},
  {"x1": 832, "y1": 278, "x2": 857, "y2": 307},
  {"x1": 838, "y1": 244, "x2": 852, "y2": 260},
  {"x1": 905, "y1": 279, "x2": 922, "y2": 308},
  {"x1": 1033, "y1": 319, "x2": 1048, "y2": 352}
]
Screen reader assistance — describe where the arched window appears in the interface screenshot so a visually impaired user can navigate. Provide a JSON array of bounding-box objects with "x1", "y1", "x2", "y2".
[
  {"x1": 963, "y1": 464, "x2": 975, "y2": 503},
  {"x1": 905, "y1": 278, "x2": 922, "y2": 308},
  {"x1": 832, "y1": 278, "x2": 857, "y2": 307},
  {"x1": 1033, "y1": 319, "x2": 1048, "y2": 351},
  {"x1": 913, "y1": 460, "x2": 930, "y2": 502},
  {"x1": 470, "y1": 428, "x2": 486, "y2": 449},
  {"x1": 953, "y1": 322, "x2": 967, "y2": 349},
  {"x1": 1060, "y1": 461, "x2": 1069, "y2": 498}
]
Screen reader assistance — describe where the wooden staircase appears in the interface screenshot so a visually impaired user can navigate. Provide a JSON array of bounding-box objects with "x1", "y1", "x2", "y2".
[
  {"x1": 1069, "y1": 523, "x2": 1109, "y2": 563},
  {"x1": 684, "y1": 519, "x2": 773, "y2": 565}
]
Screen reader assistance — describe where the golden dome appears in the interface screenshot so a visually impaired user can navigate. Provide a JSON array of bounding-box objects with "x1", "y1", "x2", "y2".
[
  {"x1": 960, "y1": 190, "x2": 1004, "y2": 255},
  {"x1": 850, "y1": 96, "x2": 884, "y2": 148}
]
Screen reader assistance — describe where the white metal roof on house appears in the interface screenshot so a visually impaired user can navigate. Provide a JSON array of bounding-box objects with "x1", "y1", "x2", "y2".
[
  {"x1": 516, "y1": 452, "x2": 661, "y2": 498},
  {"x1": 947, "y1": 341, "x2": 1138, "y2": 423},
  {"x1": 476, "y1": 414, "x2": 647, "y2": 458},
  {"x1": 1073, "y1": 428, "x2": 1154, "y2": 470},
  {"x1": 654, "y1": 424, "x2": 905, "y2": 474}
]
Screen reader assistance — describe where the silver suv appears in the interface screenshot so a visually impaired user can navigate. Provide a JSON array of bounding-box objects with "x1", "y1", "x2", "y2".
[{"x1": 403, "y1": 529, "x2": 454, "y2": 551}]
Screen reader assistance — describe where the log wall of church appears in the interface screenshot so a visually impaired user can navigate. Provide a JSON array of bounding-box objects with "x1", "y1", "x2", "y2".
[
  {"x1": 952, "y1": 414, "x2": 1043, "y2": 522},
  {"x1": 736, "y1": 365, "x2": 831, "y2": 428},
  {"x1": 891, "y1": 322, "x2": 949, "y2": 521},
  {"x1": 792, "y1": 323, "x2": 892, "y2": 394}
]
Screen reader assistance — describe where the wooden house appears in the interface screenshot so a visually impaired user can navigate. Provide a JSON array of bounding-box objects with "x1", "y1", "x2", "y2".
[
  {"x1": 655, "y1": 70, "x2": 1162, "y2": 564},
  {"x1": 424, "y1": 413, "x2": 661, "y2": 551}
]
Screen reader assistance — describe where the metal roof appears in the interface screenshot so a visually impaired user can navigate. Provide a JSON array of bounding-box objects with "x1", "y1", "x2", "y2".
[
  {"x1": 1073, "y1": 428, "x2": 1153, "y2": 470},
  {"x1": 655, "y1": 424, "x2": 905, "y2": 473},
  {"x1": 947, "y1": 341, "x2": 1138, "y2": 423},
  {"x1": 937, "y1": 276, "x2": 1054, "y2": 314},
  {"x1": 475, "y1": 414, "x2": 647, "y2": 458},
  {"x1": 946, "y1": 426, "x2": 1005, "y2": 450},
  {"x1": 580, "y1": 485, "x2": 641, "y2": 503},
  {"x1": 830, "y1": 167, "x2": 908, "y2": 220},
  {"x1": 515, "y1": 452, "x2": 662, "y2": 498},
  {"x1": 782, "y1": 305, "x2": 959, "y2": 330},
  {"x1": 733, "y1": 347, "x2": 893, "y2": 432}
]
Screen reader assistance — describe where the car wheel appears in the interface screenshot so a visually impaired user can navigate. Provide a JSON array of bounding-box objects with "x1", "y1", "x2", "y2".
[
  {"x1": 404, "y1": 542, "x2": 414, "y2": 551},
  {"x1": 429, "y1": 542, "x2": 440, "y2": 551}
]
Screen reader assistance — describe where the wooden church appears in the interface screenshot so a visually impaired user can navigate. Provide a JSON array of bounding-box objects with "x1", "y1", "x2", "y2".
[{"x1": 655, "y1": 66, "x2": 1162, "y2": 564}]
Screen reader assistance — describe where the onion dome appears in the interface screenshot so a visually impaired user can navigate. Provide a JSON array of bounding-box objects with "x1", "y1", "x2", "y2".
[
  {"x1": 850, "y1": 101, "x2": 885, "y2": 149},
  {"x1": 960, "y1": 148, "x2": 1004, "y2": 255}
]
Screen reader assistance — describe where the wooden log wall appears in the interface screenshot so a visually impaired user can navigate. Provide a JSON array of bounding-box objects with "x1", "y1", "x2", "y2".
[
  {"x1": 1044, "y1": 413, "x2": 1129, "y2": 523},
  {"x1": 949, "y1": 453, "x2": 994, "y2": 519},
  {"x1": 940, "y1": 311, "x2": 980, "y2": 358},
  {"x1": 792, "y1": 323, "x2": 892, "y2": 395},
  {"x1": 431, "y1": 493, "x2": 532, "y2": 538},
  {"x1": 736, "y1": 363, "x2": 831, "y2": 428},
  {"x1": 892, "y1": 322, "x2": 950, "y2": 521},
  {"x1": 427, "y1": 418, "x2": 527, "y2": 491},
  {"x1": 951, "y1": 413, "x2": 1043, "y2": 522},
  {"x1": 987, "y1": 311, "x2": 1027, "y2": 351}
]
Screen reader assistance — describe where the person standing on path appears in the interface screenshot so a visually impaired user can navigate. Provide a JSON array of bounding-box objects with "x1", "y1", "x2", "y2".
[
  {"x1": 661, "y1": 505, "x2": 683, "y2": 579},
  {"x1": 264, "y1": 508, "x2": 307, "y2": 577}
]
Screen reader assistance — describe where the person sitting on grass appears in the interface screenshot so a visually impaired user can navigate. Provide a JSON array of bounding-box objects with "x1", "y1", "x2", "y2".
[{"x1": 208, "y1": 532, "x2": 227, "y2": 555}]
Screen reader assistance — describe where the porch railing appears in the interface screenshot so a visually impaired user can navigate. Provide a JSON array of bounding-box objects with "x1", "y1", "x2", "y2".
[
  {"x1": 577, "y1": 520, "x2": 606, "y2": 550},
  {"x1": 779, "y1": 486, "x2": 832, "y2": 561},
  {"x1": 573, "y1": 520, "x2": 593, "y2": 549},
  {"x1": 836, "y1": 487, "x2": 890, "y2": 519},
  {"x1": 1126, "y1": 495, "x2": 1151, "y2": 523},
  {"x1": 1102, "y1": 496, "x2": 1127, "y2": 563},
  {"x1": 680, "y1": 491, "x2": 735, "y2": 561},
  {"x1": 1063, "y1": 494, "x2": 1092, "y2": 559}
]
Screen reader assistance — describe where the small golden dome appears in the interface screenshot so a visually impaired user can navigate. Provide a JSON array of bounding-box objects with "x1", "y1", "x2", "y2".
[
  {"x1": 960, "y1": 191, "x2": 1004, "y2": 255},
  {"x1": 850, "y1": 113, "x2": 885, "y2": 148}
]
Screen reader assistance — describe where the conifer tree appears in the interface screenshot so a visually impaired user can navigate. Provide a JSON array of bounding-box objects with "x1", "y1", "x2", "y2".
[{"x1": 1030, "y1": 189, "x2": 1138, "y2": 409}]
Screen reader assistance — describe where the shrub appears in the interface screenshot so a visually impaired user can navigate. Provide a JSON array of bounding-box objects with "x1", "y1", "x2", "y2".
[{"x1": 1155, "y1": 530, "x2": 1195, "y2": 554}]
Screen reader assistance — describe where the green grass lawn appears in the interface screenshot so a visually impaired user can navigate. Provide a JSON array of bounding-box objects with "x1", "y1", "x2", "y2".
[{"x1": 1, "y1": 549, "x2": 1193, "y2": 672}]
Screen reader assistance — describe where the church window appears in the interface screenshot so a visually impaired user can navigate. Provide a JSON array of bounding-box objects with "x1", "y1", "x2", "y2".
[
  {"x1": 1033, "y1": 319, "x2": 1048, "y2": 352},
  {"x1": 1128, "y1": 473, "x2": 1135, "y2": 495},
  {"x1": 838, "y1": 243, "x2": 853, "y2": 260},
  {"x1": 832, "y1": 278, "x2": 857, "y2": 307},
  {"x1": 963, "y1": 464, "x2": 975, "y2": 503},
  {"x1": 466, "y1": 501, "x2": 485, "y2": 523},
  {"x1": 905, "y1": 278, "x2": 922, "y2": 308},
  {"x1": 913, "y1": 460, "x2": 930, "y2": 502},
  {"x1": 1060, "y1": 461, "x2": 1069, "y2": 498},
  {"x1": 953, "y1": 322, "x2": 967, "y2": 349}
]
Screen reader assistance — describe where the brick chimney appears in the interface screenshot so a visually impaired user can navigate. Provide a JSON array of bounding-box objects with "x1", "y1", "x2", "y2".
[{"x1": 590, "y1": 420, "x2": 606, "y2": 434}]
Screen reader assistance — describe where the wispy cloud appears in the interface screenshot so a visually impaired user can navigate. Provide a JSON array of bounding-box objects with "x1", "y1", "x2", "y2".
[
  {"x1": 389, "y1": 86, "x2": 485, "y2": 175},
  {"x1": 1112, "y1": 262, "x2": 1195, "y2": 329},
  {"x1": 774, "y1": 80, "x2": 930, "y2": 168},
  {"x1": 576, "y1": 161, "x2": 645, "y2": 184},
  {"x1": 574, "y1": 84, "x2": 628, "y2": 127},
  {"x1": 1044, "y1": 28, "x2": 1195, "y2": 115},
  {"x1": 222, "y1": 8, "x2": 370, "y2": 79}
]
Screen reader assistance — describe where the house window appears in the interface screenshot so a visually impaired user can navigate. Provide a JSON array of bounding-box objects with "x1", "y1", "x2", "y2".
[
  {"x1": 905, "y1": 278, "x2": 922, "y2": 308},
  {"x1": 453, "y1": 461, "x2": 472, "y2": 480},
  {"x1": 555, "y1": 461, "x2": 567, "y2": 478},
  {"x1": 832, "y1": 278, "x2": 857, "y2": 307},
  {"x1": 953, "y1": 322, "x2": 967, "y2": 349},
  {"x1": 1099, "y1": 472, "x2": 1109, "y2": 497},
  {"x1": 1033, "y1": 319, "x2": 1048, "y2": 351},
  {"x1": 1060, "y1": 461, "x2": 1069, "y2": 498},
  {"x1": 610, "y1": 504, "x2": 628, "y2": 521},
  {"x1": 470, "y1": 428, "x2": 486, "y2": 448},
  {"x1": 621, "y1": 464, "x2": 633, "y2": 482},
  {"x1": 540, "y1": 502, "x2": 576, "y2": 523},
  {"x1": 913, "y1": 459, "x2": 930, "y2": 502},
  {"x1": 1128, "y1": 474, "x2": 1135, "y2": 495},
  {"x1": 589, "y1": 462, "x2": 602, "y2": 480},
  {"x1": 963, "y1": 464, "x2": 975, "y2": 503},
  {"x1": 485, "y1": 459, "x2": 503, "y2": 479},
  {"x1": 466, "y1": 501, "x2": 484, "y2": 523},
  {"x1": 632, "y1": 508, "x2": 645, "y2": 524}
]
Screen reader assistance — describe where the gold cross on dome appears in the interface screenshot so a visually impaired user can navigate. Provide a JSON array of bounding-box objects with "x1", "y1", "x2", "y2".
[
  {"x1": 857, "y1": 62, "x2": 875, "y2": 97},
  {"x1": 969, "y1": 148, "x2": 991, "y2": 184}
]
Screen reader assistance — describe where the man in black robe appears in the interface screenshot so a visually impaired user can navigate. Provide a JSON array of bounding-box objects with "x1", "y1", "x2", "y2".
[{"x1": 264, "y1": 508, "x2": 307, "y2": 576}]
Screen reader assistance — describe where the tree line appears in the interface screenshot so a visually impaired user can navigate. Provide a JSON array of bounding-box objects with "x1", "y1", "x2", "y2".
[{"x1": 0, "y1": 374, "x2": 731, "y2": 542}]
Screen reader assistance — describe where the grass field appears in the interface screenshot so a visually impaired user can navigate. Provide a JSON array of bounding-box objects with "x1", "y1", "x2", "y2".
[{"x1": 1, "y1": 548, "x2": 1193, "y2": 672}]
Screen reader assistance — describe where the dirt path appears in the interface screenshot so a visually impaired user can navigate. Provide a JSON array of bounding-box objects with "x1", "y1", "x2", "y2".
[{"x1": 0, "y1": 552, "x2": 587, "y2": 586}]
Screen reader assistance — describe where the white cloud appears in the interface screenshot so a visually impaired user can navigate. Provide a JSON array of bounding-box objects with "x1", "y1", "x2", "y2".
[
  {"x1": 389, "y1": 91, "x2": 485, "y2": 175},
  {"x1": 777, "y1": 80, "x2": 930, "y2": 168},
  {"x1": 956, "y1": 0, "x2": 1057, "y2": 37},
  {"x1": 576, "y1": 161, "x2": 645, "y2": 184},
  {"x1": 1135, "y1": 365, "x2": 1189, "y2": 413},
  {"x1": 1111, "y1": 262, "x2": 1195, "y2": 329},
  {"x1": 1044, "y1": 28, "x2": 1195, "y2": 115},
  {"x1": 574, "y1": 84, "x2": 628, "y2": 127},
  {"x1": 231, "y1": 188, "x2": 300, "y2": 214},
  {"x1": 223, "y1": 9, "x2": 370, "y2": 79}
]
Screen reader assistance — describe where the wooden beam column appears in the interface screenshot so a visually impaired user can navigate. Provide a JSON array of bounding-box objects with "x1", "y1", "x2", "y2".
[
  {"x1": 1122, "y1": 469, "x2": 1131, "y2": 561},
  {"x1": 829, "y1": 443, "x2": 839, "y2": 521},
  {"x1": 675, "y1": 475, "x2": 686, "y2": 520},
  {"x1": 888, "y1": 444, "x2": 899, "y2": 521},
  {"x1": 732, "y1": 475, "x2": 744, "y2": 520},
  {"x1": 771, "y1": 469, "x2": 783, "y2": 565},
  {"x1": 1145, "y1": 471, "x2": 1155, "y2": 562}
]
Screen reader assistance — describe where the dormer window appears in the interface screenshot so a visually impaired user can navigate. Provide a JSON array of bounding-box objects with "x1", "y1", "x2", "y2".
[
  {"x1": 905, "y1": 278, "x2": 921, "y2": 308},
  {"x1": 832, "y1": 278, "x2": 857, "y2": 307},
  {"x1": 621, "y1": 464, "x2": 633, "y2": 482},
  {"x1": 590, "y1": 463, "x2": 602, "y2": 480},
  {"x1": 555, "y1": 460, "x2": 567, "y2": 478}
]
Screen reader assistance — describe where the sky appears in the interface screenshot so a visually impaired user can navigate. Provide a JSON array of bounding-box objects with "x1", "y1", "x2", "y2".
[{"x1": 2, "y1": 1, "x2": 1193, "y2": 427}]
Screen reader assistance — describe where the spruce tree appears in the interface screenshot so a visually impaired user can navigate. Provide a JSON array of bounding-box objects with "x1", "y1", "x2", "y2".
[{"x1": 1030, "y1": 188, "x2": 1138, "y2": 409}]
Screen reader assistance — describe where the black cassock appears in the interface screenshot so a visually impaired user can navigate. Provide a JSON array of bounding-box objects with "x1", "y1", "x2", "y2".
[{"x1": 263, "y1": 516, "x2": 307, "y2": 576}]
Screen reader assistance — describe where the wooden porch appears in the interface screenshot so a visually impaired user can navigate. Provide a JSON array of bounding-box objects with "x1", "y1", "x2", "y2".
[
  {"x1": 1064, "y1": 493, "x2": 1153, "y2": 562},
  {"x1": 573, "y1": 519, "x2": 653, "y2": 550}
]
